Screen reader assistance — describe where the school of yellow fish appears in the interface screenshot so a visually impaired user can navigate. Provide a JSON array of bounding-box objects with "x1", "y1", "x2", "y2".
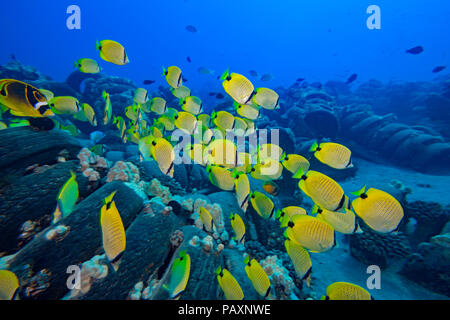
[{"x1": 0, "y1": 39, "x2": 405, "y2": 300}]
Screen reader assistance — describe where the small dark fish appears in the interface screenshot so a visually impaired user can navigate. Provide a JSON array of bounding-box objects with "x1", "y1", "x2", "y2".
[
  {"x1": 216, "y1": 93, "x2": 224, "y2": 99},
  {"x1": 187, "y1": 56, "x2": 192, "y2": 63},
  {"x1": 143, "y1": 80, "x2": 155, "y2": 85},
  {"x1": 182, "y1": 76, "x2": 188, "y2": 82},
  {"x1": 432, "y1": 66, "x2": 446, "y2": 73},
  {"x1": 296, "y1": 78, "x2": 305, "y2": 82},
  {"x1": 209, "y1": 92, "x2": 216, "y2": 96},
  {"x1": 249, "y1": 70, "x2": 258, "y2": 77},
  {"x1": 10, "y1": 53, "x2": 16, "y2": 61},
  {"x1": 260, "y1": 74, "x2": 273, "y2": 81},
  {"x1": 406, "y1": 46, "x2": 424, "y2": 55},
  {"x1": 186, "y1": 25, "x2": 197, "y2": 33},
  {"x1": 346, "y1": 73, "x2": 358, "y2": 84}
]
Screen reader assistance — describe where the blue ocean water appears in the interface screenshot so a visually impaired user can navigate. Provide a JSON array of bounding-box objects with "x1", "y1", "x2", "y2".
[{"x1": 1, "y1": 0, "x2": 449, "y2": 86}]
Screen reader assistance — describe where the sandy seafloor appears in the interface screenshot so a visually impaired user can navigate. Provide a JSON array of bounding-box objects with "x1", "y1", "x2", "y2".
[
  {"x1": 342, "y1": 157, "x2": 450, "y2": 206},
  {"x1": 308, "y1": 156, "x2": 449, "y2": 300},
  {"x1": 310, "y1": 246, "x2": 448, "y2": 300}
]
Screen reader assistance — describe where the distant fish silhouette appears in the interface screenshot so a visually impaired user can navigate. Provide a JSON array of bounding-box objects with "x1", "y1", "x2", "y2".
[
  {"x1": 346, "y1": 73, "x2": 358, "y2": 84},
  {"x1": 143, "y1": 80, "x2": 155, "y2": 85},
  {"x1": 216, "y1": 93, "x2": 224, "y2": 99},
  {"x1": 406, "y1": 46, "x2": 424, "y2": 55},
  {"x1": 260, "y1": 74, "x2": 273, "y2": 81},
  {"x1": 182, "y1": 76, "x2": 188, "y2": 82},
  {"x1": 209, "y1": 92, "x2": 216, "y2": 96},
  {"x1": 186, "y1": 56, "x2": 192, "y2": 63},
  {"x1": 10, "y1": 53, "x2": 16, "y2": 61},
  {"x1": 198, "y1": 67, "x2": 214, "y2": 75},
  {"x1": 249, "y1": 70, "x2": 258, "y2": 77},
  {"x1": 186, "y1": 25, "x2": 197, "y2": 33},
  {"x1": 432, "y1": 66, "x2": 446, "y2": 73},
  {"x1": 296, "y1": 78, "x2": 305, "y2": 82}
]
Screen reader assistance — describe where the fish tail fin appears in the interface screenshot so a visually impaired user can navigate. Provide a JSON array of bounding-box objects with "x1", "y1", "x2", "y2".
[
  {"x1": 220, "y1": 69, "x2": 230, "y2": 81},
  {"x1": 103, "y1": 191, "x2": 117, "y2": 205},
  {"x1": 280, "y1": 213, "x2": 290, "y2": 228},
  {"x1": 292, "y1": 167, "x2": 305, "y2": 179},
  {"x1": 162, "y1": 66, "x2": 167, "y2": 76},
  {"x1": 311, "y1": 204, "x2": 319, "y2": 215},
  {"x1": 275, "y1": 209, "x2": 282, "y2": 219},
  {"x1": 232, "y1": 168, "x2": 241, "y2": 179},
  {"x1": 351, "y1": 185, "x2": 366, "y2": 197},
  {"x1": 280, "y1": 152, "x2": 286, "y2": 162},
  {"x1": 96, "y1": 40, "x2": 101, "y2": 51},
  {"x1": 309, "y1": 141, "x2": 319, "y2": 152},
  {"x1": 74, "y1": 60, "x2": 79, "y2": 68},
  {"x1": 215, "y1": 266, "x2": 222, "y2": 275},
  {"x1": 243, "y1": 255, "x2": 250, "y2": 265}
]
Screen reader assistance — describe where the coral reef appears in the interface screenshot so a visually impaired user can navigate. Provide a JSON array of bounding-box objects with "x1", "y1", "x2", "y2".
[
  {"x1": 0, "y1": 60, "x2": 51, "y2": 82},
  {"x1": 0, "y1": 160, "x2": 89, "y2": 255},
  {"x1": 181, "y1": 196, "x2": 228, "y2": 241},
  {"x1": 82, "y1": 74, "x2": 136, "y2": 120},
  {"x1": 260, "y1": 255, "x2": 297, "y2": 300},
  {"x1": 80, "y1": 207, "x2": 179, "y2": 300},
  {"x1": 65, "y1": 255, "x2": 109, "y2": 299},
  {"x1": 404, "y1": 201, "x2": 449, "y2": 247},
  {"x1": 106, "y1": 161, "x2": 140, "y2": 183},
  {"x1": 338, "y1": 104, "x2": 450, "y2": 173},
  {"x1": 141, "y1": 178, "x2": 173, "y2": 204},
  {"x1": 138, "y1": 161, "x2": 187, "y2": 196},
  {"x1": 349, "y1": 224, "x2": 412, "y2": 269},
  {"x1": 1, "y1": 60, "x2": 450, "y2": 301},
  {"x1": 77, "y1": 148, "x2": 109, "y2": 183},
  {"x1": 401, "y1": 232, "x2": 450, "y2": 296},
  {"x1": 0, "y1": 127, "x2": 82, "y2": 177},
  {"x1": 7, "y1": 182, "x2": 144, "y2": 299}
]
